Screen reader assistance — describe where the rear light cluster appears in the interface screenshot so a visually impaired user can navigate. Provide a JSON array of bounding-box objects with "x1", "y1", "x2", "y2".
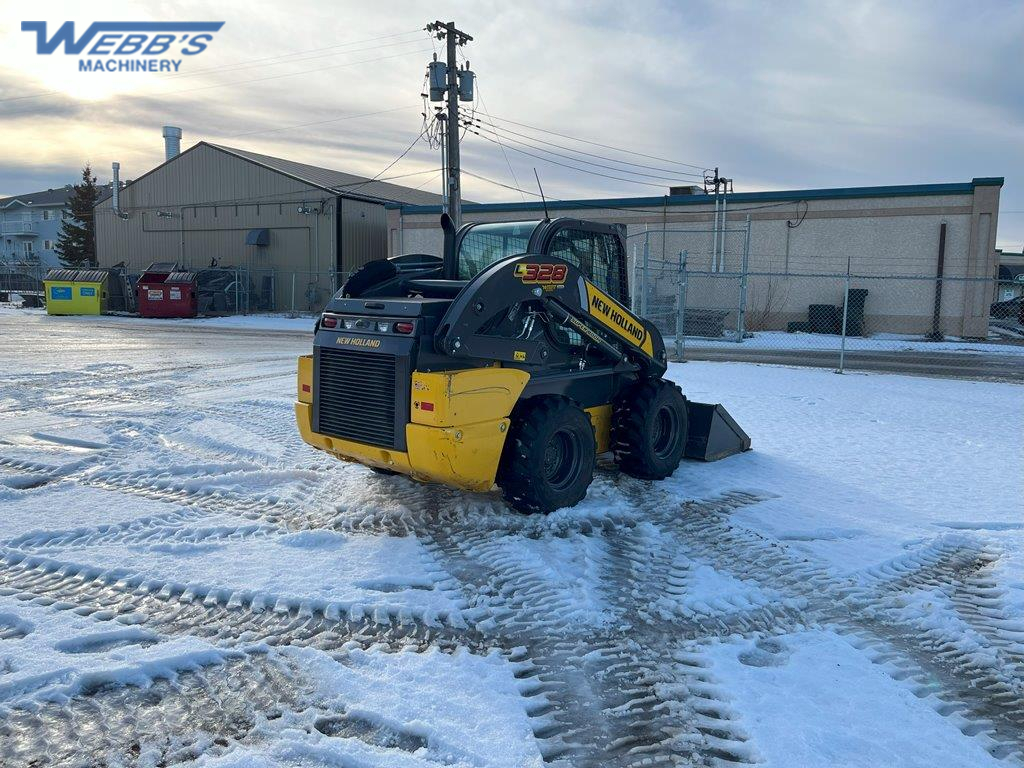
[{"x1": 320, "y1": 313, "x2": 415, "y2": 334}]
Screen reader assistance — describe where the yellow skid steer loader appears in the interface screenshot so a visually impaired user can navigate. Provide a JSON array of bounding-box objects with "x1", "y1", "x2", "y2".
[{"x1": 296, "y1": 215, "x2": 749, "y2": 513}]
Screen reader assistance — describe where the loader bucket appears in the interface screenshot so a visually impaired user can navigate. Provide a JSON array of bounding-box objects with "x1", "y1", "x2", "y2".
[{"x1": 684, "y1": 402, "x2": 751, "y2": 461}]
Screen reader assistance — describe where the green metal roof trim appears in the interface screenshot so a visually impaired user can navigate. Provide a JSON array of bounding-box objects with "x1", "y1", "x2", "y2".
[{"x1": 390, "y1": 177, "x2": 1004, "y2": 215}]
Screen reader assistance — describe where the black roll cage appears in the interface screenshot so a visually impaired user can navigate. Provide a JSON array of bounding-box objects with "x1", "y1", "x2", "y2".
[{"x1": 444, "y1": 217, "x2": 630, "y2": 306}]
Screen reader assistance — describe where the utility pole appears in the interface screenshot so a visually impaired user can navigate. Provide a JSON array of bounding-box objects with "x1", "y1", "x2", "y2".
[
  {"x1": 704, "y1": 167, "x2": 733, "y2": 272},
  {"x1": 427, "y1": 20, "x2": 473, "y2": 228}
]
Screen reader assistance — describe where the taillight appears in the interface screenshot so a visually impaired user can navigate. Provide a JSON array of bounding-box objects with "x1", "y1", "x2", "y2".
[
  {"x1": 394, "y1": 321, "x2": 414, "y2": 334},
  {"x1": 420, "y1": 401, "x2": 435, "y2": 411},
  {"x1": 321, "y1": 315, "x2": 337, "y2": 328}
]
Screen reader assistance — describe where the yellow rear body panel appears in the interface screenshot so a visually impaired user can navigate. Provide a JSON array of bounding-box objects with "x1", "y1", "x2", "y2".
[
  {"x1": 296, "y1": 358, "x2": 531, "y2": 491},
  {"x1": 410, "y1": 367, "x2": 529, "y2": 426},
  {"x1": 585, "y1": 404, "x2": 612, "y2": 454}
]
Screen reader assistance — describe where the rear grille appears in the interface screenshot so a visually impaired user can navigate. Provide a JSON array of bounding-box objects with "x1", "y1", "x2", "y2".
[{"x1": 317, "y1": 347, "x2": 398, "y2": 448}]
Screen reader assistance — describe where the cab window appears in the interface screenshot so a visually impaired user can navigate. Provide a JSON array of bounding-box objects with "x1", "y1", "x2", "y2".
[
  {"x1": 547, "y1": 229, "x2": 625, "y2": 300},
  {"x1": 457, "y1": 221, "x2": 541, "y2": 279}
]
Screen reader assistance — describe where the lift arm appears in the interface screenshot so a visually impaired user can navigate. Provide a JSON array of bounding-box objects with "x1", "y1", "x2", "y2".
[{"x1": 434, "y1": 253, "x2": 668, "y2": 377}]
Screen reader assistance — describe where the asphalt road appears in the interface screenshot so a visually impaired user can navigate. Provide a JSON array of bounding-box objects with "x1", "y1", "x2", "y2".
[
  {"x1": 4, "y1": 312, "x2": 1021, "y2": 384},
  {"x1": 681, "y1": 346, "x2": 1024, "y2": 383}
]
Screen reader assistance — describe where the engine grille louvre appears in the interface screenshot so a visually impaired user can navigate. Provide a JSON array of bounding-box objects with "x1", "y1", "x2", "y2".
[{"x1": 317, "y1": 347, "x2": 398, "y2": 448}]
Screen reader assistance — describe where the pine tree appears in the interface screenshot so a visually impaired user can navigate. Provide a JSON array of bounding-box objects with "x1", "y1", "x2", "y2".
[{"x1": 55, "y1": 164, "x2": 101, "y2": 269}]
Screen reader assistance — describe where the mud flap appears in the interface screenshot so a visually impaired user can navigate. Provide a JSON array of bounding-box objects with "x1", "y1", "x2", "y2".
[{"x1": 684, "y1": 402, "x2": 751, "y2": 461}]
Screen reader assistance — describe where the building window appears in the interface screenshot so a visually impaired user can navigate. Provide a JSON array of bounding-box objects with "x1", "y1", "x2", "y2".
[
  {"x1": 43, "y1": 240, "x2": 53, "y2": 250},
  {"x1": 42, "y1": 210, "x2": 51, "y2": 220},
  {"x1": 23, "y1": 242, "x2": 33, "y2": 255}
]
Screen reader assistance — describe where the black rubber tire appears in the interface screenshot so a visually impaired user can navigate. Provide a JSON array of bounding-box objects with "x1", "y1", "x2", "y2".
[
  {"x1": 613, "y1": 379, "x2": 688, "y2": 480},
  {"x1": 497, "y1": 398, "x2": 596, "y2": 514}
]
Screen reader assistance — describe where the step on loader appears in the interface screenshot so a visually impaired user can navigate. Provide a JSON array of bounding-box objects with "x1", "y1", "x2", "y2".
[{"x1": 295, "y1": 215, "x2": 750, "y2": 513}]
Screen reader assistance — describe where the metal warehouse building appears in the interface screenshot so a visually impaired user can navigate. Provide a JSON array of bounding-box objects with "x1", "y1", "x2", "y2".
[
  {"x1": 390, "y1": 178, "x2": 1003, "y2": 338},
  {"x1": 96, "y1": 142, "x2": 443, "y2": 311}
]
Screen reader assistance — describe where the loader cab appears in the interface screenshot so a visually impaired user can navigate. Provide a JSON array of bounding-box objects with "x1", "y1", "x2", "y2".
[{"x1": 449, "y1": 218, "x2": 630, "y2": 305}]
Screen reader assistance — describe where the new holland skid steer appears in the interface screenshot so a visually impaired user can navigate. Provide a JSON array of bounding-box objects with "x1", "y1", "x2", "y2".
[{"x1": 295, "y1": 215, "x2": 750, "y2": 513}]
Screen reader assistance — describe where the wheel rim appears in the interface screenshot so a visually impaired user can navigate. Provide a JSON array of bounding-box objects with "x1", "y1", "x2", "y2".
[
  {"x1": 652, "y1": 405, "x2": 681, "y2": 459},
  {"x1": 542, "y1": 429, "x2": 582, "y2": 491}
]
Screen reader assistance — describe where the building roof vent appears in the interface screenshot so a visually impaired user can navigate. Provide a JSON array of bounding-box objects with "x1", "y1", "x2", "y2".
[
  {"x1": 163, "y1": 126, "x2": 182, "y2": 161},
  {"x1": 669, "y1": 185, "x2": 705, "y2": 196}
]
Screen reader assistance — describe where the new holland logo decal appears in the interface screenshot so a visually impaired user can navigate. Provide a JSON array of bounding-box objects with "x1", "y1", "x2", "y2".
[
  {"x1": 336, "y1": 337, "x2": 381, "y2": 348},
  {"x1": 585, "y1": 283, "x2": 654, "y2": 356}
]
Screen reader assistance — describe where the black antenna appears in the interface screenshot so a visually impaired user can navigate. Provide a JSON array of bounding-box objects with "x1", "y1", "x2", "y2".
[{"x1": 533, "y1": 168, "x2": 550, "y2": 220}]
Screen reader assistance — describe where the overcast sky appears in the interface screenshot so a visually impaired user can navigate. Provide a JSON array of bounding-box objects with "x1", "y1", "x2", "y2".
[{"x1": 1, "y1": 0, "x2": 1022, "y2": 249}]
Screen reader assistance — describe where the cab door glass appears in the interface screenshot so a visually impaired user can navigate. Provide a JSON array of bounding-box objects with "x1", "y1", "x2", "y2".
[{"x1": 548, "y1": 229, "x2": 623, "y2": 300}]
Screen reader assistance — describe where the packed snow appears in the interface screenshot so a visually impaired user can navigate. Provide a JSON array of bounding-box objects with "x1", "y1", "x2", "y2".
[
  {"x1": 681, "y1": 328, "x2": 1024, "y2": 355},
  {"x1": 0, "y1": 311, "x2": 1021, "y2": 767},
  {"x1": 4, "y1": 305, "x2": 1023, "y2": 357}
]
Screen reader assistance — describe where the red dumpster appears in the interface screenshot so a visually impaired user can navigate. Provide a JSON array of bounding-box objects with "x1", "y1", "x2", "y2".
[{"x1": 137, "y1": 262, "x2": 198, "y2": 318}]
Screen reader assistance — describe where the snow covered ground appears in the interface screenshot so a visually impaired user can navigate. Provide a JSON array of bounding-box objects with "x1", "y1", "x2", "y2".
[
  {"x1": 4, "y1": 306, "x2": 1023, "y2": 357},
  {"x1": 679, "y1": 329, "x2": 1024, "y2": 355},
  {"x1": 0, "y1": 311, "x2": 1021, "y2": 767}
]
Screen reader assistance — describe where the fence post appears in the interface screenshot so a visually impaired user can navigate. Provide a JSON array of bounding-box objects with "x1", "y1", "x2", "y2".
[
  {"x1": 675, "y1": 250, "x2": 687, "y2": 361},
  {"x1": 290, "y1": 273, "x2": 296, "y2": 315},
  {"x1": 631, "y1": 244, "x2": 638, "y2": 312},
  {"x1": 838, "y1": 254, "x2": 851, "y2": 373},
  {"x1": 736, "y1": 214, "x2": 751, "y2": 342},
  {"x1": 640, "y1": 229, "x2": 650, "y2": 319}
]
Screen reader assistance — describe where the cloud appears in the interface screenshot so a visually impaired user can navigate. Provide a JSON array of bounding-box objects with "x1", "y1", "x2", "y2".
[{"x1": 0, "y1": 0, "x2": 1020, "y2": 247}]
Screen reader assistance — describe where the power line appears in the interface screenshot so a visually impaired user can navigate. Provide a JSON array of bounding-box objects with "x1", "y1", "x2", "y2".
[
  {"x1": 460, "y1": 168, "x2": 806, "y2": 218},
  {"x1": 465, "y1": 129, "x2": 692, "y2": 189},
  {"x1": 0, "y1": 30, "x2": 426, "y2": 105},
  {"x1": 483, "y1": 112, "x2": 709, "y2": 171},
  {"x1": 142, "y1": 49, "x2": 431, "y2": 99},
  {"x1": 470, "y1": 114, "x2": 707, "y2": 178},
  {"x1": 81, "y1": 167, "x2": 444, "y2": 218},
  {"x1": 411, "y1": 170, "x2": 443, "y2": 191},
  {"x1": 364, "y1": 128, "x2": 430, "y2": 183},
  {"x1": 472, "y1": 83, "x2": 524, "y2": 203},
  {"x1": 0, "y1": 48, "x2": 430, "y2": 115},
  {"x1": 228, "y1": 104, "x2": 418, "y2": 138},
  {"x1": 163, "y1": 29, "x2": 426, "y2": 80},
  {"x1": 467, "y1": 118, "x2": 705, "y2": 182}
]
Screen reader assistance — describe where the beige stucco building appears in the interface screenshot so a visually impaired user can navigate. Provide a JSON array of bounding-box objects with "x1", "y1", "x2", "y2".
[
  {"x1": 96, "y1": 142, "x2": 443, "y2": 311},
  {"x1": 389, "y1": 178, "x2": 1003, "y2": 338}
]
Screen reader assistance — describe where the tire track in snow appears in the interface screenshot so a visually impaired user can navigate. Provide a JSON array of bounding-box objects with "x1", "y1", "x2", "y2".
[
  {"x1": 350, "y1": 482, "x2": 777, "y2": 767},
  {"x1": 0, "y1": 651, "x2": 311, "y2": 767},
  {"x1": 0, "y1": 553, "x2": 478, "y2": 659},
  {"x1": 632, "y1": 483, "x2": 1024, "y2": 762},
  {"x1": 5, "y1": 470, "x2": 1021, "y2": 765},
  {"x1": 5, "y1": 376, "x2": 1022, "y2": 765}
]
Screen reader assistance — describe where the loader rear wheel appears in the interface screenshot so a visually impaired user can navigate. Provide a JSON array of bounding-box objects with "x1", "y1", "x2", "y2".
[
  {"x1": 498, "y1": 398, "x2": 596, "y2": 514},
  {"x1": 613, "y1": 379, "x2": 688, "y2": 480}
]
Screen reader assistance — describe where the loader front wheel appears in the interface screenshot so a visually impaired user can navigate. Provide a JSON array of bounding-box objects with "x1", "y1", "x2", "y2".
[
  {"x1": 498, "y1": 398, "x2": 596, "y2": 514},
  {"x1": 613, "y1": 379, "x2": 688, "y2": 480}
]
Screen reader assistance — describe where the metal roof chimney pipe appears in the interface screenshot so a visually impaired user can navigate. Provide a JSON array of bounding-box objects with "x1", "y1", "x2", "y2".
[
  {"x1": 162, "y1": 126, "x2": 182, "y2": 161},
  {"x1": 112, "y1": 161, "x2": 127, "y2": 219}
]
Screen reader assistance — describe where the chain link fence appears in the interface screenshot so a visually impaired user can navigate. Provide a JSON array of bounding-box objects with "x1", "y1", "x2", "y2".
[
  {"x1": 6, "y1": 241, "x2": 1022, "y2": 382},
  {"x1": 631, "y1": 232, "x2": 1024, "y2": 381},
  {"x1": 0, "y1": 263, "x2": 48, "y2": 305},
  {"x1": 0, "y1": 263, "x2": 349, "y2": 318}
]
